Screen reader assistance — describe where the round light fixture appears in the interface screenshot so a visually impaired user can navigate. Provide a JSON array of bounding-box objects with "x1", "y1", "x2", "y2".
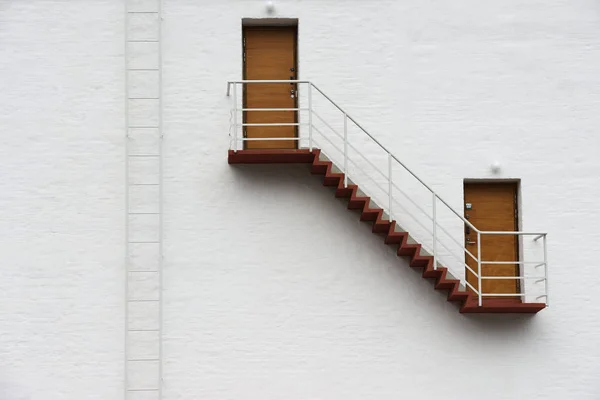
[
  {"x1": 491, "y1": 161, "x2": 501, "y2": 174},
  {"x1": 265, "y1": 1, "x2": 275, "y2": 14}
]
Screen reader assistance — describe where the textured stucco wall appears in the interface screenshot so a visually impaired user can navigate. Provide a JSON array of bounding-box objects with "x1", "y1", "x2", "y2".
[
  {"x1": 1, "y1": 0, "x2": 600, "y2": 399},
  {"x1": 0, "y1": 1, "x2": 125, "y2": 399}
]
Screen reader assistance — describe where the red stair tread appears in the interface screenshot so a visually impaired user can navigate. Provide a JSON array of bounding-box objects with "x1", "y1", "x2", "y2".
[{"x1": 228, "y1": 149, "x2": 546, "y2": 315}]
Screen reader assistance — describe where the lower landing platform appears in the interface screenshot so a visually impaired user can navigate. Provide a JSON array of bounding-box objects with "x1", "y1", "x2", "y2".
[
  {"x1": 461, "y1": 299, "x2": 546, "y2": 313},
  {"x1": 228, "y1": 149, "x2": 316, "y2": 164}
]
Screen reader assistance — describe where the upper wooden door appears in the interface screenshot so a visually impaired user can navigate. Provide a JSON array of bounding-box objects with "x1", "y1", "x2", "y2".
[
  {"x1": 243, "y1": 26, "x2": 297, "y2": 149},
  {"x1": 464, "y1": 182, "x2": 520, "y2": 300}
]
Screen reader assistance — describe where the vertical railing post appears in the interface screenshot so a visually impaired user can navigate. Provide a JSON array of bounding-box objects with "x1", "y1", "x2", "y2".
[
  {"x1": 343, "y1": 113, "x2": 348, "y2": 187},
  {"x1": 308, "y1": 83, "x2": 313, "y2": 151},
  {"x1": 544, "y1": 234, "x2": 549, "y2": 307},
  {"x1": 388, "y1": 153, "x2": 393, "y2": 221},
  {"x1": 432, "y1": 193, "x2": 437, "y2": 270},
  {"x1": 477, "y1": 231, "x2": 482, "y2": 306},
  {"x1": 232, "y1": 83, "x2": 238, "y2": 152}
]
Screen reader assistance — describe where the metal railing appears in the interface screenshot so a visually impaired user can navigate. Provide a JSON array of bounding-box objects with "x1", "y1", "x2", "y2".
[{"x1": 227, "y1": 80, "x2": 549, "y2": 307}]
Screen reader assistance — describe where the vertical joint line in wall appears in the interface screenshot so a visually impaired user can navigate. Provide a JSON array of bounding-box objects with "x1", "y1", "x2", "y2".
[
  {"x1": 157, "y1": 0, "x2": 164, "y2": 399},
  {"x1": 124, "y1": 1, "x2": 130, "y2": 399}
]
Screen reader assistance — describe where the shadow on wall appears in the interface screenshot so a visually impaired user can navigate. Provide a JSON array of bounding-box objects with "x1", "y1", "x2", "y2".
[{"x1": 227, "y1": 163, "x2": 541, "y2": 341}]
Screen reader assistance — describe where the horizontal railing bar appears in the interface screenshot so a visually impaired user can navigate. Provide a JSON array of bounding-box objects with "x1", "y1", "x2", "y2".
[
  {"x1": 480, "y1": 276, "x2": 546, "y2": 280},
  {"x1": 240, "y1": 123, "x2": 304, "y2": 126},
  {"x1": 479, "y1": 261, "x2": 545, "y2": 265},
  {"x1": 229, "y1": 80, "x2": 310, "y2": 84},
  {"x1": 480, "y1": 231, "x2": 547, "y2": 236},
  {"x1": 237, "y1": 108, "x2": 308, "y2": 112},
  {"x1": 238, "y1": 137, "x2": 301, "y2": 141}
]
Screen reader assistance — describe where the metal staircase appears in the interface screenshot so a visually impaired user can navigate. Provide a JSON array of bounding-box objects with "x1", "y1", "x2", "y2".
[
  {"x1": 226, "y1": 80, "x2": 549, "y2": 310},
  {"x1": 125, "y1": 0, "x2": 163, "y2": 398}
]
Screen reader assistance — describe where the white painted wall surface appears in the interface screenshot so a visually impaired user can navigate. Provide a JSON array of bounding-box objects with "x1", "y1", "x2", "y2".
[
  {"x1": 0, "y1": 1, "x2": 125, "y2": 399},
  {"x1": 1, "y1": 0, "x2": 600, "y2": 399}
]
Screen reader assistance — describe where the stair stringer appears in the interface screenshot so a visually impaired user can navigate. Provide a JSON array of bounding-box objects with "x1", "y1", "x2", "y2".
[
  {"x1": 311, "y1": 149, "x2": 475, "y2": 312},
  {"x1": 315, "y1": 150, "x2": 467, "y2": 291}
]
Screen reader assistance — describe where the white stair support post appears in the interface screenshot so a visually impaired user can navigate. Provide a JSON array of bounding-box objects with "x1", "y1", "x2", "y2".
[
  {"x1": 233, "y1": 83, "x2": 238, "y2": 152},
  {"x1": 308, "y1": 83, "x2": 313, "y2": 151},
  {"x1": 343, "y1": 113, "x2": 348, "y2": 187},
  {"x1": 544, "y1": 234, "x2": 549, "y2": 306},
  {"x1": 477, "y1": 231, "x2": 482, "y2": 306},
  {"x1": 388, "y1": 152, "x2": 393, "y2": 220},
  {"x1": 432, "y1": 192, "x2": 437, "y2": 270}
]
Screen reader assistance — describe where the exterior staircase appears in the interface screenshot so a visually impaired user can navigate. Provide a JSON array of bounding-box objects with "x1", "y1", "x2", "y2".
[
  {"x1": 226, "y1": 80, "x2": 549, "y2": 314},
  {"x1": 228, "y1": 148, "x2": 546, "y2": 314}
]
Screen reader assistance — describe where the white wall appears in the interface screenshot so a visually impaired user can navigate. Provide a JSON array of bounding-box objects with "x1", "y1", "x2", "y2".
[
  {"x1": 2, "y1": 0, "x2": 600, "y2": 399},
  {"x1": 0, "y1": 1, "x2": 125, "y2": 399}
]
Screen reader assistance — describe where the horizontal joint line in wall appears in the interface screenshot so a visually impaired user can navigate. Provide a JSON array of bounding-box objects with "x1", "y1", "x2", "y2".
[
  {"x1": 128, "y1": 212, "x2": 160, "y2": 215},
  {"x1": 128, "y1": 126, "x2": 159, "y2": 129},
  {"x1": 128, "y1": 329, "x2": 160, "y2": 332},
  {"x1": 127, "y1": 11, "x2": 159, "y2": 14},
  {"x1": 127, "y1": 388, "x2": 160, "y2": 392},
  {"x1": 128, "y1": 359, "x2": 160, "y2": 362},
  {"x1": 129, "y1": 183, "x2": 160, "y2": 186},
  {"x1": 128, "y1": 299, "x2": 160, "y2": 302},
  {"x1": 127, "y1": 69, "x2": 160, "y2": 71},
  {"x1": 128, "y1": 241, "x2": 160, "y2": 244},
  {"x1": 128, "y1": 154, "x2": 160, "y2": 157},
  {"x1": 127, "y1": 40, "x2": 159, "y2": 43},
  {"x1": 128, "y1": 272, "x2": 160, "y2": 275},
  {"x1": 128, "y1": 269, "x2": 159, "y2": 273},
  {"x1": 128, "y1": 97, "x2": 160, "y2": 100}
]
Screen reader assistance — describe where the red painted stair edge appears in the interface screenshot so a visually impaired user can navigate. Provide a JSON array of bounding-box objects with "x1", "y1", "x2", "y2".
[{"x1": 228, "y1": 148, "x2": 546, "y2": 314}]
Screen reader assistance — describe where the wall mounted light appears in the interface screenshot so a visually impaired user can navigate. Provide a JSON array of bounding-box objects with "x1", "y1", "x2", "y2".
[
  {"x1": 490, "y1": 161, "x2": 501, "y2": 174},
  {"x1": 265, "y1": 1, "x2": 275, "y2": 14}
]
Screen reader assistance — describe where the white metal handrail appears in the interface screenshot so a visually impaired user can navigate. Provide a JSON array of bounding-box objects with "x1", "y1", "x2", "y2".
[{"x1": 226, "y1": 80, "x2": 549, "y2": 307}]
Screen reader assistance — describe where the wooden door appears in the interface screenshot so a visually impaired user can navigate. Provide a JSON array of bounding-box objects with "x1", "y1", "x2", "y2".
[
  {"x1": 243, "y1": 26, "x2": 297, "y2": 149},
  {"x1": 464, "y1": 182, "x2": 520, "y2": 300}
]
